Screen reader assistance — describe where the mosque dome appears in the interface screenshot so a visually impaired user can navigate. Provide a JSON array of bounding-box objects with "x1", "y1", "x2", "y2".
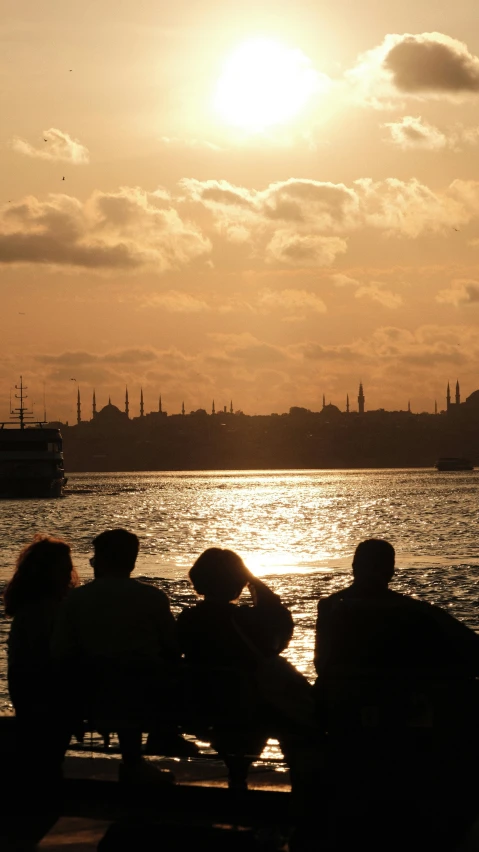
[
  {"x1": 318, "y1": 403, "x2": 342, "y2": 419},
  {"x1": 96, "y1": 401, "x2": 127, "y2": 420},
  {"x1": 465, "y1": 389, "x2": 479, "y2": 407}
]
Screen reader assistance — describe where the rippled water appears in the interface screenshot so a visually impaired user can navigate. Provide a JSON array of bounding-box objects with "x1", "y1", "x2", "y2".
[{"x1": 1, "y1": 468, "x2": 479, "y2": 712}]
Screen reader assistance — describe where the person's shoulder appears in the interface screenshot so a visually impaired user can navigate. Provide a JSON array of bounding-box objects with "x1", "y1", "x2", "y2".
[
  {"x1": 177, "y1": 603, "x2": 201, "y2": 624},
  {"x1": 62, "y1": 582, "x2": 94, "y2": 601},
  {"x1": 130, "y1": 579, "x2": 170, "y2": 603},
  {"x1": 317, "y1": 585, "x2": 354, "y2": 610}
]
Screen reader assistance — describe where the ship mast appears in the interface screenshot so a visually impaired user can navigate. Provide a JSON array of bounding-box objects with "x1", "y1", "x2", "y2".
[{"x1": 11, "y1": 376, "x2": 33, "y2": 429}]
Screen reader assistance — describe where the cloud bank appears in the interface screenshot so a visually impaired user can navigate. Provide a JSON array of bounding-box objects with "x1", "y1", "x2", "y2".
[{"x1": 0, "y1": 188, "x2": 210, "y2": 271}]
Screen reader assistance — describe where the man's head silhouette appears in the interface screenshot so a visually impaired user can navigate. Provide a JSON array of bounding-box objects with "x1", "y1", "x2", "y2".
[
  {"x1": 92, "y1": 529, "x2": 139, "y2": 578},
  {"x1": 352, "y1": 539, "x2": 395, "y2": 590}
]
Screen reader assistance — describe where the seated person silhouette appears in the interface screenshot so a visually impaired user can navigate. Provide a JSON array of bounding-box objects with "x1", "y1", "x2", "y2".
[
  {"x1": 177, "y1": 548, "x2": 297, "y2": 789},
  {"x1": 2, "y1": 535, "x2": 78, "y2": 847},
  {"x1": 315, "y1": 538, "x2": 479, "y2": 729},
  {"x1": 310, "y1": 539, "x2": 479, "y2": 851},
  {"x1": 52, "y1": 528, "x2": 181, "y2": 781},
  {"x1": 4, "y1": 535, "x2": 78, "y2": 726}
]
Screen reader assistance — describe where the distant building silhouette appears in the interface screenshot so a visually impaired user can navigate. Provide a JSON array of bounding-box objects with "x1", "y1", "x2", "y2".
[
  {"x1": 77, "y1": 388, "x2": 81, "y2": 425},
  {"x1": 358, "y1": 382, "x2": 365, "y2": 415}
]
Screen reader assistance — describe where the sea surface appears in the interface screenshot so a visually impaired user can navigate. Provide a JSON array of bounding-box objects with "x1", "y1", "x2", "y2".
[{"x1": 0, "y1": 468, "x2": 478, "y2": 715}]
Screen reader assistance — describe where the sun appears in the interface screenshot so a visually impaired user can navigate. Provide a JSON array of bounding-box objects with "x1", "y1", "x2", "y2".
[{"x1": 214, "y1": 37, "x2": 322, "y2": 132}]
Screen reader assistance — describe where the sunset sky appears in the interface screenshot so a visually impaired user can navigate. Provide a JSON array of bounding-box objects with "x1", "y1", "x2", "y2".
[{"x1": 2, "y1": 0, "x2": 479, "y2": 421}]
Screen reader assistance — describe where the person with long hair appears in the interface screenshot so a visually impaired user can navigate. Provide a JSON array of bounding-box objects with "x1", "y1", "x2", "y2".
[
  {"x1": 4, "y1": 533, "x2": 78, "y2": 716},
  {"x1": 1, "y1": 534, "x2": 78, "y2": 848}
]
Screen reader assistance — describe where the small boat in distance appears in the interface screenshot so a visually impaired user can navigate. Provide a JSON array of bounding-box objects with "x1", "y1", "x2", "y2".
[
  {"x1": 434, "y1": 457, "x2": 474, "y2": 471},
  {"x1": 0, "y1": 377, "x2": 67, "y2": 498}
]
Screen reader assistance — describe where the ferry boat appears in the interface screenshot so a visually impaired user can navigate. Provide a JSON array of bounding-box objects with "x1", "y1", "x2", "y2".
[
  {"x1": 0, "y1": 377, "x2": 67, "y2": 498},
  {"x1": 434, "y1": 457, "x2": 474, "y2": 471}
]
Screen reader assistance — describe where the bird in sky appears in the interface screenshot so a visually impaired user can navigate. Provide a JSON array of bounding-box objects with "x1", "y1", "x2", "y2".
[
  {"x1": 43, "y1": 138, "x2": 48, "y2": 142},
  {"x1": 70, "y1": 378, "x2": 77, "y2": 381},
  {"x1": 62, "y1": 176, "x2": 65, "y2": 180},
  {"x1": 453, "y1": 227, "x2": 460, "y2": 232},
  {"x1": 18, "y1": 312, "x2": 25, "y2": 315}
]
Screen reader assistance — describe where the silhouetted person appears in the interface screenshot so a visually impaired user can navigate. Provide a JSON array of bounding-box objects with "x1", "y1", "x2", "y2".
[
  {"x1": 52, "y1": 528, "x2": 180, "y2": 781},
  {"x1": 311, "y1": 539, "x2": 479, "y2": 851},
  {"x1": 4, "y1": 534, "x2": 78, "y2": 718},
  {"x1": 177, "y1": 548, "x2": 299, "y2": 788},
  {"x1": 315, "y1": 539, "x2": 479, "y2": 688},
  {"x1": 2, "y1": 535, "x2": 78, "y2": 846},
  {"x1": 179, "y1": 548, "x2": 294, "y2": 667}
]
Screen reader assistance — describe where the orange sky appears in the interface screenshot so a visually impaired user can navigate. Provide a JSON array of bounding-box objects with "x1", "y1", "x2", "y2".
[{"x1": 2, "y1": 0, "x2": 479, "y2": 421}]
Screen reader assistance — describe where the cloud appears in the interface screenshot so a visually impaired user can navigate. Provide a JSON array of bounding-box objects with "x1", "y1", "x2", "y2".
[
  {"x1": 11, "y1": 128, "x2": 90, "y2": 164},
  {"x1": 385, "y1": 33, "x2": 479, "y2": 93},
  {"x1": 140, "y1": 291, "x2": 210, "y2": 312},
  {"x1": 258, "y1": 288, "x2": 327, "y2": 313},
  {"x1": 355, "y1": 283, "x2": 403, "y2": 309},
  {"x1": 384, "y1": 116, "x2": 449, "y2": 150},
  {"x1": 0, "y1": 188, "x2": 211, "y2": 271},
  {"x1": 384, "y1": 116, "x2": 479, "y2": 150},
  {"x1": 437, "y1": 279, "x2": 479, "y2": 305},
  {"x1": 300, "y1": 325, "x2": 475, "y2": 368},
  {"x1": 184, "y1": 175, "x2": 479, "y2": 244},
  {"x1": 183, "y1": 177, "x2": 359, "y2": 231},
  {"x1": 330, "y1": 273, "x2": 360, "y2": 287},
  {"x1": 209, "y1": 333, "x2": 292, "y2": 367},
  {"x1": 266, "y1": 232, "x2": 347, "y2": 266},
  {"x1": 5, "y1": 175, "x2": 479, "y2": 274},
  {"x1": 37, "y1": 349, "x2": 160, "y2": 366},
  {"x1": 348, "y1": 32, "x2": 479, "y2": 107}
]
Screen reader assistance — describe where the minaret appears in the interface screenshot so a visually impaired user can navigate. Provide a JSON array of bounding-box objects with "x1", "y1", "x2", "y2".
[
  {"x1": 159, "y1": 395, "x2": 162, "y2": 413},
  {"x1": 181, "y1": 401, "x2": 185, "y2": 416},
  {"x1": 92, "y1": 389, "x2": 97, "y2": 419},
  {"x1": 140, "y1": 388, "x2": 144, "y2": 418},
  {"x1": 212, "y1": 400, "x2": 215, "y2": 415},
  {"x1": 455, "y1": 380, "x2": 460, "y2": 406},
  {"x1": 358, "y1": 382, "x2": 365, "y2": 415},
  {"x1": 346, "y1": 394, "x2": 350, "y2": 414},
  {"x1": 230, "y1": 400, "x2": 233, "y2": 414},
  {"x1": 77, "y1": 388, "x2": 81, "y2": 425},
  {"x1": 125, "y1": 387, "x2": 129, "y2": 419},
  {"x1": 108, "y1": 396, "x2": 111, "y2": 405},
  {"x1": 446, "y1": 381, "x2": 451, "y2": 412},
  {"x1": 435, "y1": 400, "x2": 438, "y2": 415},
  {"x1": 408, "y1": 400, "x2": 411, "y2": 413},
  {"x1": 322, "y1": 394, "x2": 325, "y2": 410}
]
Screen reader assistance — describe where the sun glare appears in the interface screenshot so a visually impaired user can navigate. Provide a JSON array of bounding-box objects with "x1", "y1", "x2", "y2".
[{"x1": 214, "y1": 37, "x2": 322, "y2": 132}]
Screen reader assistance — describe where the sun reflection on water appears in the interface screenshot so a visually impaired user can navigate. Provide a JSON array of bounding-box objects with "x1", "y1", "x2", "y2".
[{"x1": 1, "y1": 469, "x2": 479, "y2": 711}]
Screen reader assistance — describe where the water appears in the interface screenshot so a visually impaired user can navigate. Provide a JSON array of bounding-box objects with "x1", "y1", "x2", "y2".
[{"x1": 1, "y1": 468, "x2": 479, "y2": 714}]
